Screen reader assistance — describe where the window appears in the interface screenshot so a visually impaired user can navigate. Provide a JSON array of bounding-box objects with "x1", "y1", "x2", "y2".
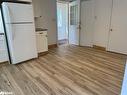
[{"x1": 70, "y1": 5, "x2": 78, "y2": 25}]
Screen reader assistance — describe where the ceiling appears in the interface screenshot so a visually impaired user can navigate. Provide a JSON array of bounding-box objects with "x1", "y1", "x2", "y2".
[
  {"x1": 57, "y1": 0, "x2": 75, "y2": 2},
  {"x1": 0, "y1": 0, "x2": 32, "y2": 4},
  {"x1": 0, "y1": 0, "x2": 77, "y2": 5}
]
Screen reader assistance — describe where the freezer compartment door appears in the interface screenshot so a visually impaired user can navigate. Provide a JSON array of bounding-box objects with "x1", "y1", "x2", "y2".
[
  {"x1": 2, "y1": 2, "x2": 34, "y2": 23},
  {"x1": 5, "y1": 23, "x2": 38, "y2": 64}
]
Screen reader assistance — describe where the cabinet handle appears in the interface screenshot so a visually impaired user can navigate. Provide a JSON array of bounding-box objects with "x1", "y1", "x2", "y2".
[{"x1": 39, "y1": 33, "x2": 43, "y2": 34}]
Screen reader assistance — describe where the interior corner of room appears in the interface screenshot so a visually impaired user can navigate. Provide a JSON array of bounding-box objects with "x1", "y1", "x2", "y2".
[{"x1": 0, "y1": 0, "x2": 127, "y2": 95}]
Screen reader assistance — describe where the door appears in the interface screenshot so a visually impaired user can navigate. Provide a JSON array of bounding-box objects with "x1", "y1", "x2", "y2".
[
  {"x1": 108, "y1": 0, "x2": 127, "y2": 54},
  {"x1": 2, "y1": 2, "x2": 34, "y2": 23},
  {"x1": 94, "y1": 0, "x2": 112, "y2": 48},
  {"x1": 69, "y1": 0, "x2": 80, "y2": 45},
  {"x1": 80, "y1": 0, "x2": 95, "y2": 47}
]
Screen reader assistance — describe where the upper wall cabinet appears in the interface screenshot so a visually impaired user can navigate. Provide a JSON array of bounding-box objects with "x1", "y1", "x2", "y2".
[{"x1": 107, "y1": 0, "x2": 127, "y2": 55}]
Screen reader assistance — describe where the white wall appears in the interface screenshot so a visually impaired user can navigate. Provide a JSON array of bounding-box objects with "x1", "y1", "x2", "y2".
[
  {"x1": 57, "y1": 2, "x2": 68, "y2": 40},
  {"x1": 32, "y1": 0, "x2": 111, "y2": 48},
  {"x1": 121, "y1": 63, "x2": 127, "y2": 95},
  {"x1": 32, "y1": 0, "x2": 57, "y2": 45}
]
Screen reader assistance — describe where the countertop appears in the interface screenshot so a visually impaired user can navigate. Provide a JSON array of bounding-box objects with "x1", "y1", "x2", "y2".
[{"x1": 36, "y1": 28, "x2": 48, "y2": 32}]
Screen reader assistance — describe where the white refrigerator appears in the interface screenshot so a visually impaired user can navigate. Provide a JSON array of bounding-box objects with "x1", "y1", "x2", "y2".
[{"x1": 2, "y1": 2, "x2": 38, "y2": 64}]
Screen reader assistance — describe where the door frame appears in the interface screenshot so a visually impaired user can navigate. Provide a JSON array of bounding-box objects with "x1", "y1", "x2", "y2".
[
  {"x1": 56, "y1": 0, "x2": 81, "y2": 46},
  {"x1": 56, "y1": 1, "x2": 69, "y2": 46}
]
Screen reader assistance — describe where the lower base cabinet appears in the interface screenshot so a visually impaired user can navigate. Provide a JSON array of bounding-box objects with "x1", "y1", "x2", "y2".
[{"x1": 36, "y1": 31, "x2": 48, "y2": 54}]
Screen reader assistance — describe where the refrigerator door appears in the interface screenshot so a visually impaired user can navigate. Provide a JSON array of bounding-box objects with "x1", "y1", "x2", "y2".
[
  {"x1": 5, "y1": 23, "x2": 37, "y2": 64},
  {"x1": 2, "y1": 2, "x2": 34, "y2": 23}
]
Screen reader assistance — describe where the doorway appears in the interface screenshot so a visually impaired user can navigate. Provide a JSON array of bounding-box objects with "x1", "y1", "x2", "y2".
[
  {"x1": 57, "y1": 0, "x2": 81, "y2": 46},
  {"x1": 57, "y1": 2, "x2": 69, "y2": 46}
]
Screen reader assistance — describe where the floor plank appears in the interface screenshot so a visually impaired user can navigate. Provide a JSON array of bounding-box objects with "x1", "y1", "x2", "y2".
[{"x1": 0, "y1": 45, "x2": 126, "y2": 95}]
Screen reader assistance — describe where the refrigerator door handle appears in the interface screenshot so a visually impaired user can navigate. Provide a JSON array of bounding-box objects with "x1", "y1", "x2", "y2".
[{"x1": 6, "y1": 5, "x2": 15, "y2": 40}]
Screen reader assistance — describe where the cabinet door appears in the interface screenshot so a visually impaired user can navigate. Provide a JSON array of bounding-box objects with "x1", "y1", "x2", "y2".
[
  {"x1": 36, "y1": 32, "x2": 48, "y2": 53},
  {"x1": 108, "y1": 0, "x2": 127, "y2": 54}
]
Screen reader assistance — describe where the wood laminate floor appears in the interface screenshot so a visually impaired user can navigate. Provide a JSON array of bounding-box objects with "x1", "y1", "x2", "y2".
[{"x1": 0, "y1": 45, "x2": 126, "y2": 95}]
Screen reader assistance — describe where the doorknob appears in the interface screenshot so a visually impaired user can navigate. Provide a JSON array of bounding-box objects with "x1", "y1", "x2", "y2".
[
  {"x1": 110, "y1": 29, "x2": 113, "y2": 31},
  {"x1": 77, "y1": 25, "x2": 81, "y2": 30}
]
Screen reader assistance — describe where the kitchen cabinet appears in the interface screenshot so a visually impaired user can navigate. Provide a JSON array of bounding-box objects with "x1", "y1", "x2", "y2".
[{"x1": 36, "y1": 31, "x2": 48, "y2": 53}]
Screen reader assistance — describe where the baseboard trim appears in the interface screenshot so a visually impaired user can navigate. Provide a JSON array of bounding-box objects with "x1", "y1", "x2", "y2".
[
  {"x1": 38, "y1": 51, "x2": 48, "y2": 56},
  {"x1": 0, "y1": 61, "x2": 8, "y2": 66},
  {"x1": 107, "y1": 51, "x2": 127, "y2": 56},
  {"x1": 93, "y1": 45, "x2": 106, "y2": 51},
  {"x1": 58, "y1": 39, "x2": 68, "y2": 45},
  {"x1": 48, "y1": 44, "x2": 57, "y2": 49}
]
